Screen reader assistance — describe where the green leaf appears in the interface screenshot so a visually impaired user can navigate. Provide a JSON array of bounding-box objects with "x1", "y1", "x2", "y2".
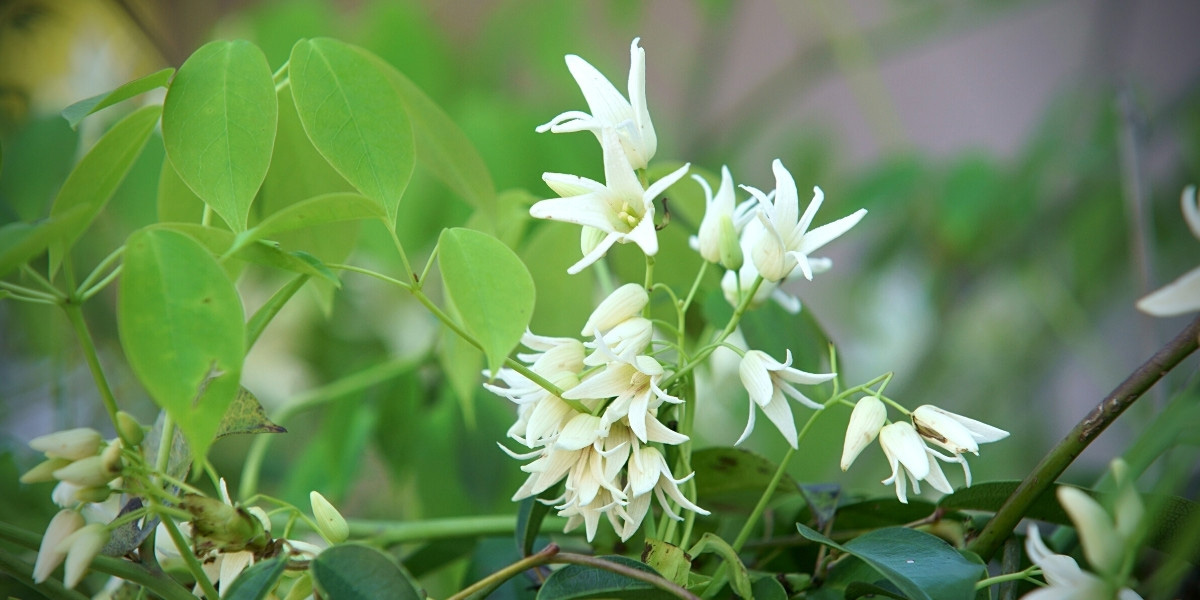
[
  {"x1": 515, "y1": 486, "x2": 559, "y2": 557},
  {"x1": 61, "y1": 67, "x2": 175, "y2": 129},
  {"x1": 47, "y1": 104, "x2": 161, "y2": 274},
  {"x1": 162, "y1": 40, "x2": 277, "y2": 231},
  {"x1": 215, "y1": 387, "x2": 286, "y2": 439},
  {"x1": 246, "y1": 274, "x2": 310, "y2": 348},
  {"x1": 691, "y1": 447, "x2": 798, "y2": 511},
  {"x1": 796, "y1": 524, "x2": 985, "y2": 600},
  {"x1": 237, "y1": 192, "x2": 384, "y2": 252},
  {"x1": 310, "y1": 544, "x2": 423, "y2": 600},
  {"x1": 0, "y1": 206, "x2": 90, "y2": 279},
  {"x1": 224, "y1": 556, "x2": 287, "y2": 600},
  {"x1": 643, "y1": 539, "x2": 691, "y2": 588},
  {"x1": 288, "y1": 38, "x2": 415, "y2": 227},
  {"x1": 157, "y1": 154, "x2": 207, "y2": 224},
  {"x1": 156, "y1": 223, "x2": 340, "y2": 285},
  {"x1": 118, "y1": 228, "x2": 245, "y2": 460},
  {"x1": 749, "y1": 574, "x2": 789, "y2": 600},
  {"x1": 437, "y1": 227, "x2": 535, "y2": 375},
  {"x1": 537, "y1": 555, "x2": 674, "y2": 600},
  {"x1": 363, "y1": 50, "x2": 495, "y2": 215}
]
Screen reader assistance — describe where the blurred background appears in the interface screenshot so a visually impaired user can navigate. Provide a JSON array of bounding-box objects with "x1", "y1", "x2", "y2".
[{"x1": 2, "y1": 0, "x2": 1199, "y2": 589}]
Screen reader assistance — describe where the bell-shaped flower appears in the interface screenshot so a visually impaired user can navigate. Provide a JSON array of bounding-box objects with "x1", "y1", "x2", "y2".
[
  {"x1": 1057, "y1": 487, "x2": 1124, "y2": 576},
  {"x1": 565, "y1": 354, "x2": 685, "y2": 444},
  {"x1": 736, "y1": 349, "x2": 836, "y2": 448},
  {"x1": 58, "y1": 523, "x2": 108, "y2": 589},
  {"x1": 719, "y1": 216, "x2": 829, "y2": 314},
  {"x1": 840, "y1": 396, "x2": 887, "y2": 471},
  {"x1": 623, "y1": 446, "x2": 709, "y2": 539},
  {"x1": 1137, "y1": 185, "x2": 1200, "y2": 316},
  {"x1": 878, "y1": 422, "x2": 953, "y2": 504},
  {"x1": 743, "y1": 159, "x2": 866, "y2": 282},
  {"x1": 584, "y1": 317, "x2": 653, "y2": 366},
  {"x1": 532, "y1": 128, "x2": 689, "y2": 274},
  {"x1": 581, "y1": 283, "x2": 648, "y2": 337},
  {"x1": 537, "y1": 38, "x2": 657, "y2": 169},
  {"x1": 911, "y1": 404, "x2": 1008, "y2": 486},
  {"x1": 691, "y1": 166, "x2": 755, "y2": 267},
  {"x1": 1022, "y1": 524, "x2": 1140, "y2": 600}
]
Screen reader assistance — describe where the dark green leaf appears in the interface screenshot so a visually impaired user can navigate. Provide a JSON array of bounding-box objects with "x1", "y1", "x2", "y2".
[
  {"x1": 215, "y1": 387, "x2": 286, "y2": 439},
  {"x1": 223, "y1": 556, "x2": 287, "y2": 600},
  {"x1": 749, "y1": 574, "x2": 789, "y2": 600},
  {"x1": 61, "y1": 67, "x2": 175, "y2": 129},
  {"x1": 692, "y1": 447, "x2": 798, "y2": 511},
  {"x1": 118, "y1": 228, "x2": 245, "y2": 460},
  {"x1": 516, "y1": 489, "x2": 558, "y2": 557},
  {"x1": 288, "y1": 38, "x2": 414, "y2": 227},
  {"x1": 537, "y1": 555, "x2": 674, "y2": 600},
  {"x1": 796, "y1": 524, "x2": 985, "y2": 600},
  {"x1": 162, "y1": 40, "x2": 277, "y2": 231},
  {"x1": 310, "y1": 544, "x2": 423, "y2": 600},
  {"x1": 48, "y1": 104, "x2": 161, "y2": 274},
  {"x1": 438, "y1": 227, "x2": 535, "y2": 375}
]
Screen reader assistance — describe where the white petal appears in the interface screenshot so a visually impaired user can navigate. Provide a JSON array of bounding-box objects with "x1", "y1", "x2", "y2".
[
  {"x1": 530, "y1": 195, "x2": 620, "y2": 232},
  {"x1": 567, "y1": 232, "x2": 620, "y2": 275},
  {"x1": 564, "y1": 363, "x2": 636, "y2": 400},
  {"x1": 1137, "y1": 266, "x2": 1200, "y2": 316},
  {"x1": 841, "y1": 397, "x2": 886, "y2": 471},
  {"x1": 541, "y1": 172, "x2": 606, "y2": 197},
  {"x1": 564, "y1": 54, "x2": 632, "y2": 131},
  {"x1": 1182, "y1": 185, "x2": 1200, "y2": 239},
  {"x1": 556, "y1": 414, "x2": 603, "y2": 450},
  {"x1": 798, "y1": 208, "x2": 867, "y2": 255},
  {"x1": 582, "y1": 283, "x2": 648, "y2": 336},
  {"x1": 1057, "y1": 486, "x2": 1122, "y2": 574},
  {"x1": 759, "y1": 390, "x2": 799, "y2": 448},
  {"x1": 879, "y1": 422, "x2": 929, "y2": 480},
  {"x1": 738, "y1": 351, "x2": 775, "y2": 406}
]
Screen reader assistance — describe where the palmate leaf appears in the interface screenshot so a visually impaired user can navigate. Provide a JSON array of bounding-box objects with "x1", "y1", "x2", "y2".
[
  {"x1": 118, "y1": 228, "x2": 244, "y2": 461},
  {"x1": 288, "y1": 38, "x2": 415, "y2": 229},
  {"x1": 162, "y1": 40, "x2": 277, "y2": 231}
]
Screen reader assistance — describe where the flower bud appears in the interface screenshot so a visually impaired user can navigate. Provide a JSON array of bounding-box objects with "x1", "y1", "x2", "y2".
[
  {"x1": 59, "y1": 523, "x2": 108, "y2": 589},
  {"x1": 52, "y1": 456, "x2": 119, "y2": 488},
  {"x1": 29, "y1": 428, "x2": 102, "y2": 461},
  {"x1": 1057, "y1": 486, "x2": 1122, "y2": 575},
  {"x1": 116, "y1": 411, "x2": 144, "y2": 446},
  {"x1": 181, "y1": 495, "x2": 270, "y2": 554},
  {"x1": 751, "y1": 231, "x2": 790, "y2": 282},
  {"x1": 74, "y1": 485, "x2": 113, "y2": 504},
  {"x1": 581, "y1": 283, "x2": 649, "y2": 336},
  {"x1": 718, "y1": 215, "x2": 743, "y2": 271},
  {"x1": 580, "y1": 226, "x2": 606, "y2": 257},
  {"x1": 841, "y1": 396, "x2": 886, "y2": 471},
  {"x1": 33, "y1": 510, "x2": 84, "y2": 583},
  {"x1": 100, "y1": 440, "x2": 124, "y2": 473},
  {"x1": 21, "y1": 457, "x2": 72, "y2": 484},
  {"x1": 310, "y1": 491, "x2": 350, "y2": 543}
]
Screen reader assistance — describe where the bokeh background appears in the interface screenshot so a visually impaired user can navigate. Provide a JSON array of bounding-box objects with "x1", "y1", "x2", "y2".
[{"x1": 2, "y1": 0, "x2": 1200, "y2": 593}]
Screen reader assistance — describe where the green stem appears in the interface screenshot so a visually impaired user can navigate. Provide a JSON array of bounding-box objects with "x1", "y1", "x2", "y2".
[
  {"x1": 446, "y1": 543, "x2": 559, "y2": 600},
  {"x1": 346, "y1": 514, "x2": 566, "y2": 546},
  {"x1": 660, "y1": 276, "x2": 764, "y2": 390},
  {"x1": 62, "y1": 303, "x2": 126, "y2": 443},
  {"x1": 0, "y1": 282, "x2": 61, "y2": 303},
  {"x1": 79, "y1": 265, "x2": 123, "y2": 302},
  {"x1": 74, "y1": 246, "x2": 125, "y2": 296},
  {"x1": 239, "y1": 358, "x2": 417, "y2": 500},
  {"x1": 156, "y1": 509, "x2": 219, "y2": 600},
  {"x1": 21, "y1": 264, "x2": 65, "y2": 297},
  {"x1": 554, "y1": 552, "x2": 702, "y2": 600},
  {"x1": 0, "y1": 546, "x2": 89, "y2": 600},
  {"x1": 967, "y1": 315, "x2": 1200, "y2": 560},
  {"x1": 680, "y1": 260, "x2": 709, "y2": 316}
]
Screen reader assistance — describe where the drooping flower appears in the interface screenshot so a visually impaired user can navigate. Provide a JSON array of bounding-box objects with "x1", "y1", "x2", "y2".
[
  {"x1": 564, "y1": 354, "x2": 685, "y2": 444},
  {"x1": 840, "y1": 396, "x2": 887, "y2": 471},
  {"x1": 691, "y1": 166, "x2": 754, "y2": 268},
  {"x1": 1137, "y1": 185, "x2": 1200, "y2": 316},
  {"x1": 878, "y1": 422, "x2": 952, "y2": 504},
  {"x1": 910, "y1": 404, "x2": 1008, "y2": 486},
  {"x1": 623, "y1": 445, "x2": 709, "y2": 539},
  {"x1": 742, "y1": 159, "x2": 866, "y2": 282},
  {"x1": 537, "y1": 38, "x2": 657, "y2": 169},
  {"x1": 531, "y1": 128, "x2": 689, "y2": 274},
  {"x1": 1022, "y1": 524, "x2": 1140, "y2": 600},
  {"x1": 581, "y1": 283, "x2": 648, "y2": 337},
  {"x1": 736, "y1": 349, "x2": 836, "y2": 448},
  {"x1": 33, "y1": 509, "x2": 84, "y2": 584}
]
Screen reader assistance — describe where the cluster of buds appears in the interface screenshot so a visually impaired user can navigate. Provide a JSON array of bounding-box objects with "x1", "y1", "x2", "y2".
[
  {"x1": 32, "y1": 509, "x2": 110, "y2": 588},
  {"x1": 840, "y1": 398, "x2": 1008, "y2": 503},
  {"x1": 487, "y1": 284, "x2": 707, "y2": 541}
]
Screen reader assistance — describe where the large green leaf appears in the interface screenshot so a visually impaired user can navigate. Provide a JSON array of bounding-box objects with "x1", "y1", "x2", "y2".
[
  {"x1": 796, "y1": 524, "x2": 985, "y2": 600},
  {"x1": 0, "y1": 206, "x2": 90, "y2": 279},
  {"x1": 162, "y1": 40, "x2": 277, "y2": 231},
  {"x1": 223, "y1": 556, "x2": 287, "y2": 600},
  {"x1": 61, "y1": 67, "x2": 175, "y2": 129},
  {"x1": 235, "y1": 192, "x2": 384, "y2": 252},
  {"x1": 537, "y1": 555, "x2": 674, "y2": 600},
  {"x1": 118, "y1": 228, "x2": 245, "y2": 460},
  {"x1": 310, "y1": 544, "x2": 422, "y2": 600},
  {"x1": 438, "y1": 227, "x2": 534, "y2": 375},
  {"x1": 692, "y1": 447, "x2": 799, "y2": 511},
  {"x1": 47, "y1": 104, "x2": 161, "y2": 274},
  {"x1": 288, "y1": 38, "x2": 415, "y2": 227},
  {"x1": 363, "y1": 50, "x2": 495, "y2": 216}
]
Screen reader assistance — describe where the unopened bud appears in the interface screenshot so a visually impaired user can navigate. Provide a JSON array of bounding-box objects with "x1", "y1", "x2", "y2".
[
  {"x1": 841, "y1": 396, "x2": 887, "y2": 471},
  {"x1": 581, "y1": 283, "x2": 649, "y2": 336},
  {"x1": 59, "y1": 523, "x2": 108, "y2": 589},
  {"x1": 33, "y1": 510, "x2": 84, "y2": 583},
  {"x1": 74, "y1": 485, "x2": 113, "y2": 504},
  {"x1": 1110, "y1": 459, "x2": 1144, "y2": 543},
  {"x1": 100, "y1": 440, "x2": 123, "y2": 473},
  {"x1": 181, "y1": 495, "x2": 270, "y2": 553},
  {"x1": 21, "y1": 457, "x2": 72, "y2": 484},
  {"x1": 52, "y1": 456, "x2": 118, "y2": 488},
  {"x1": 310, "y1": 491, "x2": 350, "y2": 543},
  {"x1": 1057, "y1": 486, "x2": 1122, "y2": 575},
  {"x1": 718, "y1": 216, "x2": 743, "y2": 271},
  {"x1": 29, "y1": 428, "x2": 102, "y2": 461},
  {"x1": 116, "y1": 412, "x2": 144, "y2": 446}
]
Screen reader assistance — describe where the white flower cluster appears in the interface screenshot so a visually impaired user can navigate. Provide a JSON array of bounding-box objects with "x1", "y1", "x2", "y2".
[
  {"x1": 840, "y1": 398, "x2": 1008, "y2": 503},
  {"x1": 486, "y1": 284, "x2": 706, "y2": 541}
]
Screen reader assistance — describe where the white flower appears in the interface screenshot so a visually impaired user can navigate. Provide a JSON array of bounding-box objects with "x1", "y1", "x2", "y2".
[
  {"x1": 581, "y1": 283, "x2": 648, "y2": 337},
  {"x1": 532, "y1": 129, "x2": 689, "y2": 274},
  {"x1": 840, "y1": 396, "x2": 887, "y2": 471},
  {"x1": 910, "y1": 404, "x2": 1008, "y2": 486},
  {"x1": 878, "y1": 422, "x2": 952, "y2": 504},
  {"x1": 1056, "y1": 487, "x2": 1123, "y2": 576},
  {"x1": 484, "y1": 332, "x2": 585, "y2": 446},
  {"x1": 537, "y1": 38, "x2": 657, "y2": 170},
  {"x1": 1022, "y1": 524, "x2": 1142, "y2": 600},
  {"x1": 691, "y1": 166, "x2": 754, "y2": 266},
  {"x1": 742, "y1": 159, "x2": 866, "y2": 282},
  {"x1": 736, "y1": 350, "x2": 835, "y2": 448},
  {"x1": 719, "y1": 216, "x2": 827, "y2": 313},
  {"x1": 33, "y1": 509, "x2": 84, "y2": 583},
  {"x1": 564, "y1": 354, "x2": 685, "y2": 444},
  {"x1": 1137, "y1": 185, "x2": 1200, "y2": 316},
  {"x1": 623, "y1": 445, "x2": 709, "y2": 539}
]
